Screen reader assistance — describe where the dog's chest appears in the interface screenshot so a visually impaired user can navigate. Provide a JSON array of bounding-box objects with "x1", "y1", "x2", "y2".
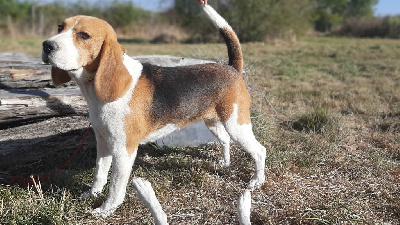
[
  {"x1": 77, "y1": 56, "x2": 142, "y2": 139},
  {"x1": 81, "y1": 85, "x2": 130, "y2": 138}
]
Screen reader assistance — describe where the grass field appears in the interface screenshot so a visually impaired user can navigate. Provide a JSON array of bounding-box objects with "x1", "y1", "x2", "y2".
[{"x1": 1, "y1": 36, "x2": 400, "y2": 224}]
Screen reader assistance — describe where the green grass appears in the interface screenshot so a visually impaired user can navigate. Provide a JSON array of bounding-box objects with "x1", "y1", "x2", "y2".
[{"x1": 1, "y1": 36, "x2": 400, "y2": 224}]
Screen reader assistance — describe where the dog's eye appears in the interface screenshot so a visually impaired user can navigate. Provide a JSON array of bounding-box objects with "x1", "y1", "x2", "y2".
[
  {"x1": 58, "y1": 24, "x2": 64, "y2": 33},
  {"x1": 77, "y1": 32, "x2": 90, "y2": 40}
]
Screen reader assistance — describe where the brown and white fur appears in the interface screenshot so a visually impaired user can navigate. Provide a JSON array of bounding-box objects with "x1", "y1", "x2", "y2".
[{"x1": 42, "y1": 4, "x2": 266, "y2": 217}]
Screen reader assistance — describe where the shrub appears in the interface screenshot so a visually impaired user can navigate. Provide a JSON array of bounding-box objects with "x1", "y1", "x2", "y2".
[
  {"x1": 385, "y1": 16, "x2": 400, "y2": 38},
  {"x1": 173, "y1": 0, "x2": 313, "y2": 42},
  {"x1": 0, "y1": 0, "x2": 149, "y2": 37},
  {"x1": 339, "y1": 17, "x2": 386, "y2": 37},
  {"x1": 338, "y1": 16, "x2": 400, "y2": 38}
]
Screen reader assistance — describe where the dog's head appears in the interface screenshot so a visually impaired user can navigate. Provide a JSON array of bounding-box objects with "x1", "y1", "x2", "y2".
[{"x1": 42, "y1": 16, "x2": 132, "y2": 102}]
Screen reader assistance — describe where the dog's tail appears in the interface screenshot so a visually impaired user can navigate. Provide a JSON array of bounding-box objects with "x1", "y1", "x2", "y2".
[{"x1": 202, "y1": 5, "x2": 243, "y2": 73}]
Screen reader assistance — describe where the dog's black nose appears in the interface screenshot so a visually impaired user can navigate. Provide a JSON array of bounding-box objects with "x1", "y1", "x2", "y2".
[{"x1": 42, "y1": 40, "x2": 59, "y2": 54}]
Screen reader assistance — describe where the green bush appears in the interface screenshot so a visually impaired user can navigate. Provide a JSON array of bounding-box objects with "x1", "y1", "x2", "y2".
[
  {"x1": 313, "y1": 0, "x2": 378, "y2": 32},
  {"x1": 385, "y1": 16, "x2": 400, "y2": 38},
  {"x1": 0, "y1": 0, "x2": 148, "y2": 36},
  {"x1": 174, "y1": 0, "x2": 313, "y2": 42},
  {"x1": 338, "y1": 16, "x2": 400, "y2": 38}
]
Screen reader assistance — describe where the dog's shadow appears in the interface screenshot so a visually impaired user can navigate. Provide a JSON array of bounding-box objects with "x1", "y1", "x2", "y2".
[
  {"x1": 1, "y1": 127, "x2": 228, "y2": 196},
  {"x1": 0, "y1": 127, "x2": 96, "y2": 189}
]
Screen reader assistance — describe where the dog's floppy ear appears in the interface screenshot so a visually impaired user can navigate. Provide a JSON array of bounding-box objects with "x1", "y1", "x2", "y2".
[
  {"x1": 94, "y1": 35, "x2": 132, "y2": 102},
  {"x1": 51, "y1": 66, "x2": 71, "y2": 86}
]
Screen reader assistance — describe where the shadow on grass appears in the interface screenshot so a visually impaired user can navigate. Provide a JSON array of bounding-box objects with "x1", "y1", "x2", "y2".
[
  {"x1": 135, "y1": 144, "x2": 232, "y2": 180},
  {"x1": 1, "y1": 127, "x2": 232, "y2": 196},
  {"x1": 0, "y1": 127, "x2": 95, "y2": 190}
]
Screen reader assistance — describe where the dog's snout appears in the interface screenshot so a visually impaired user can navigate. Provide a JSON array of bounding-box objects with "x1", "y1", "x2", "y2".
[{"x1": 42, "y1": 40, "x2": 59, "y2": 54}]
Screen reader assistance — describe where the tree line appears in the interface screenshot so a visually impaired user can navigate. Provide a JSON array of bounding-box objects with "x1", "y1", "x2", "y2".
[
  {"x1": 1, "y1": 0, "x2": 399, "y2": 42},
  {"x1": 0, "y1": 0, "x2": 151, "y2": 37}
]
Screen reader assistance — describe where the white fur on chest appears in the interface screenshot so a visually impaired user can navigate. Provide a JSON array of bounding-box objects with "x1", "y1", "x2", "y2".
[{"x1": 71, "y1": 55, "x2": 142, "y2": 150}]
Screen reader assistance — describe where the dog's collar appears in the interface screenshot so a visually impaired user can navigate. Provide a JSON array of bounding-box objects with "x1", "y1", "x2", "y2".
[{"x1": 85, "y1": 77, "x2": 95, "y2": 83}]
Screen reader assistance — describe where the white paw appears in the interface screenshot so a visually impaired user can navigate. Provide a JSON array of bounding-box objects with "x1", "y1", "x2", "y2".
[{"x1": 91, "y1": 206, "x2": 116, "y2": 218}]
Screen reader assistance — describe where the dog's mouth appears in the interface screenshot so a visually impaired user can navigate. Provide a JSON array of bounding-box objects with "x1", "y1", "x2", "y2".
[{"x1": 42, "y1": 52, "x2": 79, "y2": 72}]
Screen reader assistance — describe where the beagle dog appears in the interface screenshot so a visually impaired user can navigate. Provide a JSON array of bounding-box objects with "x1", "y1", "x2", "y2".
[{"x1": 42, "y1": 4, "x2": 266, "y2": 217}]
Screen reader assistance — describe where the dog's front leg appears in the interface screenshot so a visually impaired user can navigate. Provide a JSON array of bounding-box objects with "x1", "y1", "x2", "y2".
[
  {"x1": 92, "y1": 146, "x2": 137, "y2": 217},
  {"x1": 82, "y1": 130, "x2": 112, "y2": 199}
]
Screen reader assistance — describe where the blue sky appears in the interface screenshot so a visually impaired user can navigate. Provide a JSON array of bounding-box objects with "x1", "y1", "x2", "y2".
[
  {"x1": 131, "y1": 0, "x2": 174, "y2": 12},
  {"x1": 375, "y1": 0, "x2": 400, "y2": 16}
]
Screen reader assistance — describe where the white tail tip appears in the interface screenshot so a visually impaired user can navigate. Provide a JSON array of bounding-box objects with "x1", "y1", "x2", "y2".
[{"x1": 202, "y1": 5, "x2": 231, "y2": 29}]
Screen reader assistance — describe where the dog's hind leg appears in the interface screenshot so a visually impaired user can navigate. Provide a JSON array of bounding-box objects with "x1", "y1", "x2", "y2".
[
  {"x1": 204, "y1": 119, "x2": 231, "y2": 166},
  {"x1": 222, "y1": 104, "x2": 266, "y2": 190},
  {"x1": 132, "y1": 178, "x2": 168, "y2": 225},
  {"x1": 82, "y1": 130, "x2": 112, "y2": 199}
]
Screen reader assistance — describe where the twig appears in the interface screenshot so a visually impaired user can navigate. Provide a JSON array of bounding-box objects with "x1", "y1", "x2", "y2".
[
  {"x1": 263, "y1": 93, "x2": 278, "y2": 115},
  {"x1": 30, "y1": 175, "x2": 43, "y2": 199}
]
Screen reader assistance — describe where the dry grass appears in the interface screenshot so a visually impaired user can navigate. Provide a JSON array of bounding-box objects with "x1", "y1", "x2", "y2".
[{"x1": 1, "y1": 36, "x2": 400, "y2": 224}]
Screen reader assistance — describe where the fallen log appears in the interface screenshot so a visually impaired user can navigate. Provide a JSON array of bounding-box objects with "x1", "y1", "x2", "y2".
[
  {"x1": 0, "y1": 87, "x2": 87, "y2": 129},
  {"x1": 0, "y1": 52, "x2": 53, "y2": 89}
]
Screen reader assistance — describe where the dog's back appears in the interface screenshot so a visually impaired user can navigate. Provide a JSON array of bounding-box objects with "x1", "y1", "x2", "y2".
[{"x1": 142, "y1": 63, "x2": 240, "y2": 124}]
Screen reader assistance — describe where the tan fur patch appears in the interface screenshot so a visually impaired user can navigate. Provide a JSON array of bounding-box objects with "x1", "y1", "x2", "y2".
[
  {"x1": 178, "y1": 107, "x2": 218, "y2": 128},
  {"x1": 73, "y1": 17, "x2": 109, "y2": 69},
  {"x1": 94, "y1": 36, "x2": 132, "y2": 102},
  {"x1": 220, "y1": 27, "x2": 243, "y2": 73},
  {"x1": 124, "y1": 76, "x2": 155, "y2": 154},
  {"x1": 216, "y1": 78, "x2": 251, "y2": 125}
]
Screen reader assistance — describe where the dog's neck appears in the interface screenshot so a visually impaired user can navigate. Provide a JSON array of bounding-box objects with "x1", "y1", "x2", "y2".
[
  {"x1": 67, "y1": 68, "x2": 100, "y2": 115},
  {"x1": 68, "y1": 67, "x2": 95, "y2": 85},
  {"x1": 66, "y1": 55, "x2": 143, "y2": 124}
]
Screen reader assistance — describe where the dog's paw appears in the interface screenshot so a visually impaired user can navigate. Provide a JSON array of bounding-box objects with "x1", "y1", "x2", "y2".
[{"x1": 91, "y1": 206, "x2": 116, "y2": 218}]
